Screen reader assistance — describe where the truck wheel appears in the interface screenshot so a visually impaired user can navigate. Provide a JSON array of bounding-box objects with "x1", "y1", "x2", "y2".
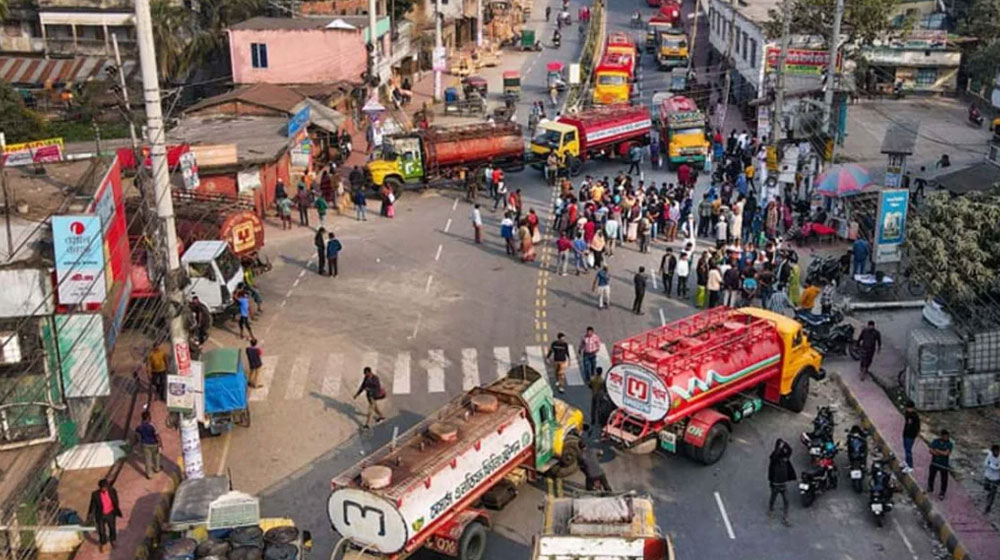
[
  {"x1": 458, "y1": 521, "x2": 487, "y2": 560},
  {"x1": 783, "y1": 371, "x2": 811, "y2": 413},
  {"x1": 552, "y1": 435, "x2": 580, "y2": 477},
  {"x1": 693, "y1": 423, "x2": 728, "y2": 465},
  {"x1": 568, "y1": 156, "x2": 583, "y2": 177},
  {"x1": 384, "y1": 177, "x2": 404, "y2": 199}
]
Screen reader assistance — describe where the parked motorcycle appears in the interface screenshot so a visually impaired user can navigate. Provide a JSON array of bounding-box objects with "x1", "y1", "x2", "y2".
[
  {"x1": 800, "y1": 406, "x2": 836, "y2": 463},
  {"x1": 811, "y1": 324, "x2": 862, "y2": 360},
  {"x1": 795, "y1": 308, "x2": 844, "y2": 335},
  {"x1": 800, "y1": 441, "x2": 839, "y2": 507},
  {"x1": 846, "y1": 425, "x2": 869, "y2": 493},
  {"x1": 868, "y1": 455, "x2": 896, "y2": 527},
  {"x1": 805, "y1": 254, "x2": 844, "y2": 287}
]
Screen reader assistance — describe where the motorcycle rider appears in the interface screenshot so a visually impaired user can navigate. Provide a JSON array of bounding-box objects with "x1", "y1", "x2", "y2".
[{"x1": 768, "y1": 439, "x2": 795, "y2": 526}]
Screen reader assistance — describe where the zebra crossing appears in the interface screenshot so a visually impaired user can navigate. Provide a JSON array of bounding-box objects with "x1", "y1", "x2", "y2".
[{"x1": 247, "y1": 344, "x2": 613, "y2": 403}]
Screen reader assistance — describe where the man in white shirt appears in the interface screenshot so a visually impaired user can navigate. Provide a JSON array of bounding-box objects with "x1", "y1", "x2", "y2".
[
  {"x1": 985, "y1": 444, "x2": 1000, "y2": 513},
  {"x1": 470, "y1": 204, "x2": 483, "y2": 244}
]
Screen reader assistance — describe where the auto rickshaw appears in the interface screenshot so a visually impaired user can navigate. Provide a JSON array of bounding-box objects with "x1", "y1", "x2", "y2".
[
  {"x1": 520, "y1": 28, "x2": 542, "y2": 51},
  {"x1": 462, "y1": 75, "x2": 488, "y2": 98},
  {"x1": 503, "y1": 70, "x2": 521, "y2": 99},
  {"x1": 194, "y1": 348, "x2": 250, "y2": 436},
  {"x1": 546, "y1": 61, "x2": 567, "y2": 92}
]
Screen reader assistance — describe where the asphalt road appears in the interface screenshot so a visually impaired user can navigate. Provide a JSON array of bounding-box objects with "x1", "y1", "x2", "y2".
[{"x1": 192, "y1": 1, "x2": 945, "y2": 559}]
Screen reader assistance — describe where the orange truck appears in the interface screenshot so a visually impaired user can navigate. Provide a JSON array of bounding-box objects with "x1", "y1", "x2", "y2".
[
  {"x1": 593, "y1": 52, "x2": 635, "y2": 105},
  {"x1": 603, "y1": 307, "x2": 824, "y2": 464}
]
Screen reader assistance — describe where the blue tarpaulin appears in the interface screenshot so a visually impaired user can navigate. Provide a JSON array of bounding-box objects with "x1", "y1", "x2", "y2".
[{"x1": 202, "y1": 348, "x2": 247, "y2": 414}]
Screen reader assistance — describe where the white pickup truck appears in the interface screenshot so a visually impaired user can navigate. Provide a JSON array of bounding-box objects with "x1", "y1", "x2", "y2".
[{"x1": 532, "y1": 495, "x2": 674, "y2": 560}]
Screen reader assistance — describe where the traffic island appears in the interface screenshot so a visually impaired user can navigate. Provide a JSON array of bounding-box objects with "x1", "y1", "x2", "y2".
[{"x1": 830, "y1": 368, "x2": 1000, "y2": 560}]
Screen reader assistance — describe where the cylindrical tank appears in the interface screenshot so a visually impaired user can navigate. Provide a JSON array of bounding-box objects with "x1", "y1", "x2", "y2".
[
  {"x1": 422, "y1": 122, "x2": 524, "y2": 169},
  {"x1": 558, "y1": 106, "x2": 652, "y2": 152}
]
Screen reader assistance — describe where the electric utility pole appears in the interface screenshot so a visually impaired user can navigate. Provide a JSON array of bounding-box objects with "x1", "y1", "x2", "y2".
[
  {"x1": 434, "y1": 0, "x2": 443, "y2": 102},
  {"x1": 688, "y1": 0, "x2": 701, "y2": 76},
  {"x1": 134, "y1": 0, "x2": 204, "y2": 479},
  {"x1": 821, "y1": 0, "x2": 844, "y2": 150},
  {"x1": 476, "y1": 0, "x2": 483, "y2": 47},
  {"x1": 369, "y1": 0, "x2": 379, "y2": 79},
  {"x1": 772, "y1": 0, "x2": 792, "y2": 144},
  {"x1": 719, "y1": 5, "x2": 736, "y2": 131},
  {"x1": 111, "y1": 34, "x2": 139, "y2": 157}
]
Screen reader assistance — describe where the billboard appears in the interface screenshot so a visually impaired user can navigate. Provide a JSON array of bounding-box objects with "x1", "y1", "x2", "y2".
[
  {"x1": 875, "y1": 189, "x2": 909, "y2": 264},
  {"x1": 55, "y1": 313, "x2": 110, "y2": 398},
  {"x1": 765, "y1": 48, "x2": 838, "y2": 76},
  {"x1": 1, "y1": 138, "x2": 64, "y2": 166},
  {"x1": 52, "y1": 216, "x2": 107, "y2": 305}
]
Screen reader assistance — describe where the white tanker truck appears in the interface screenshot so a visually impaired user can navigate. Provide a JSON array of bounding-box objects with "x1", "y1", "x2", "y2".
[{"x1": 328, "y1": 365, "x2": 585, "y2": 560}]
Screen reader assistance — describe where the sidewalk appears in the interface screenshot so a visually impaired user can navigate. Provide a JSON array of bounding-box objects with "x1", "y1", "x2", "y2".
[
  {"x1": 65, "y1": 335, "x2": 182, "y2": 560},
  {"x1": 828, "y1": 346, "x2": 1000, "y2": 560}
]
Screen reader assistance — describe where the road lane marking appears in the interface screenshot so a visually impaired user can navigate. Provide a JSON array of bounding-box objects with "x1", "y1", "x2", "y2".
[
  {"x1": 493, "y1": 346, "x2": 511, "y2": 379},
  {"x1": 298, "y1": 269, "x2": 306, "y2": 279},
  {"x1": 659, "y1": 308, "x2": 667, "y2": 326},
  {"x1": 714, "y1": 492, "x2": 736, "y2": 540},
  {"x1": 597, "y1": 344, "x2": 612, "y2": 372},
  {"x1": 892, "y1": 518, "x2": 918, "y2": 560},
  {"x1": 435, "y1": 244, "x2": 443, "y2": 261},
  {"x1": 651, "y1": 274, "x2": 658, "y2": 290},
  {"x1": 425, "y1": 274, "x2": 434, "y2": 293},
  {"x1": 293, "y1": 278, "x2": 300, "y2": 288},
  {"x1": 525, "y1": 345, "x2": 546, "y2": 374},
  {"x1": 462, "y1": 348, "x2": 480, "y2": 390},
  {"x1": 285, "y1": 289, "x2": 293, "y2": 298},
  {"x1": 393, "y1": 352, "x2": 411, "y2": 395},
  {"x1": 444, "y1": 218, "x2": 452, "y2": 233},
  {"x1": 452, "y1": 198, "x2": 459, "y2": 211},
  {"x1": 284, "y1": 355, "x2": 310, "y2": 400},
  {"x1": 320, "y1": 353, "x2": 343, "y2": 398},
  {"x1": 427, "y1": 349, "x2": 446, "y2": 393},
  {"x1": 409, "y1": 313, "x2": 422, "y2": 340},
  {"x1": 565, "y1": 344, "x2": 585, "y2": 386},
  {"x1": 249, "y1": 355, "x2": 278, "y2": 401}
]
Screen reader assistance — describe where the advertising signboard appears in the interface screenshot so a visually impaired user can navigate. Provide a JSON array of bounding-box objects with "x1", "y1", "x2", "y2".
[
  {"x1": 1, "y1": 138, "x2": 64, "y2": 166},
  {"x1": 56, "y1": 313, "x2": 110, "y2": 398},
  {"x1": 180, "y1": 151, "x2": 200, "y2": 189},
  {"x1": 287, "y1": 105, "x2": 311, "y2": 138},
  {"x1": 875, "y1": 189, "x2": 909, "y2": 264},
  {"x1": 765, "y1": 48, "x2": 838, "y2": 76},
  {"x1": 52, "y1": 216, "x2": 107, "y2": 305}
]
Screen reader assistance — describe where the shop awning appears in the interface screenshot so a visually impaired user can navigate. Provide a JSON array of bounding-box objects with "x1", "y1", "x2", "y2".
[
  {"x1": 305, "y1": 98, "x2": 346, "y2": 133},
  {"x1": 0, "y1": 55, "x2": 137, "y2": 88}
]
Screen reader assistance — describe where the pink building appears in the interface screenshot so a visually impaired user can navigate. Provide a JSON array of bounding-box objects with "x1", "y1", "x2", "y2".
[{"x1": 228, "y1": 16, "x2": 389, "y2": 85}]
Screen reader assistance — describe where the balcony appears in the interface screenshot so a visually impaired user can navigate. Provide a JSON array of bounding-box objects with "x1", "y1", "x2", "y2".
[
  {"x1": 45, "y1": 37, "x2": 112, "y2": 56},
  {"x1": 0, "y1": 36, "x2": 46, "y2": 54}
]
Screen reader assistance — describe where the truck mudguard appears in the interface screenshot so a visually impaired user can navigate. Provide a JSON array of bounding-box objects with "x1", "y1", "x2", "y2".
[{"x1": 682, "y1": 408, "x2": 729, "y2": 448}]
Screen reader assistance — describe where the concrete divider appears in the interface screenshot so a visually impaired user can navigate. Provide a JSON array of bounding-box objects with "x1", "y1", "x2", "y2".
[{"x1": 564, "y1": 1, "x2": 605, "y2": 112}]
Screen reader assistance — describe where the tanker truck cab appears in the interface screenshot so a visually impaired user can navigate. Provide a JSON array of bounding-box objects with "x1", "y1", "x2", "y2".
[
  {"x1": 328, "y1": 366, "x2": 583, "y2": 560},
  {"x1": 369, "y1": 136, "x2": 425, "y2": 189},
  {"x1": 740, "y1": 307, "x2": 824, "y2": 411},
  {"x1": 182, "y1": 241, "x2": 244, "y2": 316},
  {"x1": 530, "y1": 121, "x2": 579, "y2": 163}
]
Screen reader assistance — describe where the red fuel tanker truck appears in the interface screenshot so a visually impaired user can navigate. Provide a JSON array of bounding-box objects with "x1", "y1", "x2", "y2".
[
  {"x1": 329, "y1": 366, "x2": 584, "y2": 560},
  {"x1": 603, "y1": 307, "x2": 824, "y2": 464}
]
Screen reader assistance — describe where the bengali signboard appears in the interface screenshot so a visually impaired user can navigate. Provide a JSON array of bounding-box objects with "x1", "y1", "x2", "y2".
[
  {"x1": 1, "y1": 138, "x2": 64, "y2": 166},
  {"x1": 52, "y1": 216, "x2": 107, "y2": 305},
  {"x1": 765, "y1": 47, "x2": 837, "y2": 76},
  {"x1": 606, "y1": 363, "x2": 670, "y2": 422},
  {"x1": 56, "y1": 313, "x2": 110, "y2": 398}
]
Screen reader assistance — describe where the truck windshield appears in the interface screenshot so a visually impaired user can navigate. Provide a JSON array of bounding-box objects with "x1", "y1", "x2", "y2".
[
  {"x1": 662, "y1": 38, "x2": 686, "y2": 49},
  {"x1": 673, "y1": 127, "x2": 705, "y2": 137},
  {"x1": 217, "y1": 248, "x2": 241, "y2": 283},
  {"x1": 598, "y1": 74, "x2": 627, "y2": 86},
  {"x1": 533, "y1": 129, "x2": 561, "y2": 148}
]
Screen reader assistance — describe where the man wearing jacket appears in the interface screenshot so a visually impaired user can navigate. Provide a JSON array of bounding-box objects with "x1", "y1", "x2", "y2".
[
  {"x1": 89, "y1": 479, "x2": 122, "y2": 552},
  {"x1": 768, "y1": 439, "x2": 796, "y2": 526}
]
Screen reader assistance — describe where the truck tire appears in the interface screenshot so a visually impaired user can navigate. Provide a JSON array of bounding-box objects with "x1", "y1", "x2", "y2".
[
  {"x1": 552, "y1": 435, "x2": 580, "y2": 477},
  {"x1": 384, "y1": 177, "x2": 404, "y2": 199},
  {"x1": 783, "y1": 370, "x2": 811, "y2": 413},
  {"x1": 692, "y1": 423, "x2": 728, "y2": 465},
  {"x1": 567, "y1": 156, "x2": 583, "y2": 177},
  {"x1": 458, "y1": 521, "x2": 487, "y2": 560}
]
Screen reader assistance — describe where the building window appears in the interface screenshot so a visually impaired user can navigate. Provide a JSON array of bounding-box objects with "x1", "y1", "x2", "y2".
[
  {"x1": 742, "y1": 32, "x2": 748, "y2": 61},
  {"x1": 251, "y1": 43, "x2": 268, "y2": 69},
  {"x1": 0, "y1": 332, "x2": 22, "y2": 364},
  {"x1": 750, "y1": 38, "x2": 757, "y2": 68},
  {"x1": 916, "y1": 67, "x2": 937, "y2": 86}
]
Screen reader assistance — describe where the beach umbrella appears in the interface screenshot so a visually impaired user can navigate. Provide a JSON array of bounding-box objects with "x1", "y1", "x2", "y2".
[{"x1": 816, "y1": 163, "x2": 873, "y2": 197}]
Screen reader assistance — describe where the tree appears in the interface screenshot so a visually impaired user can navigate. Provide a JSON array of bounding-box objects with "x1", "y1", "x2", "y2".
[
  {"x1": 0, "y1": 82, "x2": 49, "y2": 143},
  {"x1": 764, "y1": 0, "x2": 903, "y2": 47},
  {"x1": 959, "y1": 0, "x2": 1000, "y2": 86},
  {"x1": 392, "y1": 0, "x2": 417, "y2": 22},
  {"x1": 150, "y1": 0, "x2": 198, "y2": 83},
  {"x1": 906, "y1": 190, "x2": 1000, "y2": 307}
]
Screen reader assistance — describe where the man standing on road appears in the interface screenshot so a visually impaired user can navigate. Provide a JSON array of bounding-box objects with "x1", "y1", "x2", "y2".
[
  {"x1": 767, "y1": 439, "x2": 795, "y2": 526},
  {"x1": 902, "y1": 399, "x2": 920, "y2": 472},
  {"x1": 632, "y1": 266, "x2": 647, "y2": 315},
  {"x1": 573, "y1": 234, "x2": 589, "y2": 275},
  {"x1": 314, "y1": 227, "x2": 327, "y2": 276},
  {"x1": 928, "y1": 429, "x2": 953, "y2": 499},
  {"x1": 592, "y1": 265, "x2": 610, "y2": 309},
  {"x1": 295, "y1": 183, "x2": 311, "y2": 227},
  {"x1": 659, "y1": 248, "x2": 676, "y2": 296},
  {"x1": 134, "y1": 411, "x2": 161, "y2": 479},
  {"x1": 89, "y1": 479, "x2": 122, "y2": 553},
  {"x1": 236, "y1": 285, "x2": 255, "y2": 339},
  {"x1": 579, "y1": 327, "x2": 601, "y2": 385},
  {"x1": 556, "y1": 232, "x2": 572, "y2": 275},
  {"x1": 326, "y1": 232, "x2": 343, "y2": 277},
  {"x1": 546, "y1": 332, "x2": 570, "y2": 393},
  {"x1": 470, "y1": 204, "x2": 483, "y2": 244},
  {"x1": 579, "y1": 441, "x2": 611, "y2": 492},
  {"x1": 246, "y1": 338, "x2": 263, "y2": 388},
  {"x1": 353, "y1": 188, "x2": 367, "y2": 221},
  {"x1": 627, "y1": 144, "x2": 642, "y2": 175},
  {"x1": 354, "y1": 366, "x2": 386, "y2": 429},
  {"x1": 856, "y1": 320, "x2": 882, "y2": 381},
  {"x1": 501, "y1": 212, "x2": 516, "y2": 255},
  {"x1": 147, "y1": 344, "x2": 168, "y2": 401},
  {"x1": 851, "y1": 237, "x2": 870, "y2": 275},
  {"x1": 983, "y1": 444, "x2": 1000, "y2": 513}
]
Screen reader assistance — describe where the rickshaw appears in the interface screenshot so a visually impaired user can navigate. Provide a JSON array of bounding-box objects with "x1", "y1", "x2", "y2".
[
  {"x1": 520, "y1": 28, "x2": 542, "y2": 51},
  {"x1": 462, "y1": 75, "x2": 488, "y2": 98},
  {"x1": 546, "y1": 61, "x2": 567, "y2": 92},
  {"x1": 195, "y1": 348, "x2": 250, "y2": 436},
  {"x1": 444, "y1": 87, "x2": 486, "y2": 116},
  {"x1": 503, "y1": 70, "x2": 521, "y2": 99}
]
